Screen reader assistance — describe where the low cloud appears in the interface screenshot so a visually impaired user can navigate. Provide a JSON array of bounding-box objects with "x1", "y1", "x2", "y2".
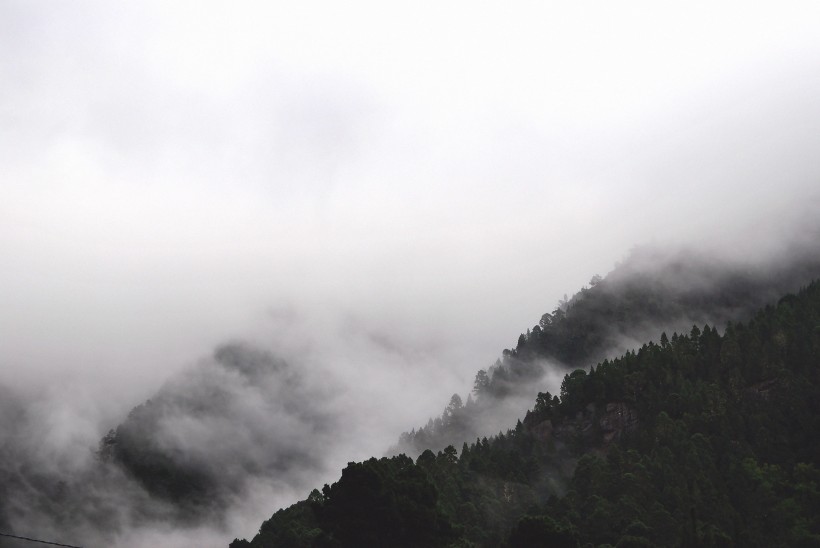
[{"x1": 2, "y1": 2, "x2": 820, "y2": 546}]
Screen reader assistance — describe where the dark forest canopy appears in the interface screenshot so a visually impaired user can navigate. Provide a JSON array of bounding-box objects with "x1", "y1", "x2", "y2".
[
  {"x1": 8, "y1": 243, "x2": 817, "y2": 545},
  {"x1": 233, "y1": 280, "x2": 820, "y2": 547},
  {"x1": 83, "y1": 244, "x2": 820, "y2": 526},
  {"x1": 392, "y1": 245, "x2": 820, "y2": 458}
]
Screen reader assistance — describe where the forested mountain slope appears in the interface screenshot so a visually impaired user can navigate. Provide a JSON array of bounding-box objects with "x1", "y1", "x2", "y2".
[
  {"x1": 96, "y1": 343, "x2": 336, "y2": 517},
  {"x1": 0, "y1": 344, "x2": 339, "y2": 544},
  {"x1": 393, "y1": 245, "x2": 820, "y2": 457},
  {"x1": 87, "y1": 243, "x2": 820, "y2": 520},
  {"x1": 232, "y1": 279, "x2": 820, "y2": 547}
]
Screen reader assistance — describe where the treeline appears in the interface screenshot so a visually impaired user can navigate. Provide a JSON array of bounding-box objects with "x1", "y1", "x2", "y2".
[
  {"x1": 233, "y1": 279, "x2": 820, "y2": 547},
  {"x1": 393, "y1": 247, "x2": 820, "y2": 457}
]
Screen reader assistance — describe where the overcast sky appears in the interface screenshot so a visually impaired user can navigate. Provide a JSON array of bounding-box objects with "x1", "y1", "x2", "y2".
[{"x1": 2, "y1": 1, "x2": 820, "y2": 434}]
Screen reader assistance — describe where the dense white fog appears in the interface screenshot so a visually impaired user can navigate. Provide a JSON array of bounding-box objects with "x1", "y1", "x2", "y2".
[{"x1": 2, "y1": 2, "x2": 820, "y2": 546}]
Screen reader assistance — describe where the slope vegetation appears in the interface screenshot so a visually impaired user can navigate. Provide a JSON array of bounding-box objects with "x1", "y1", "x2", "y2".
[
  {"x1": 393, "y1": 246, "x2": 820, "y2": 457},
  {"x1": 233, "y1": 280, "x2": 820, "y2": 547}
]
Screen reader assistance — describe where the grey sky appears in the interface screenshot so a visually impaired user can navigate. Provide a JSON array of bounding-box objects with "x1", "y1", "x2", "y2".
[
  {"x1": 2, "y1": 4, "x2": 820, "y2": 543},
  {"x1": 2, "y1": 0, "x2": 820, "y2": 419}
]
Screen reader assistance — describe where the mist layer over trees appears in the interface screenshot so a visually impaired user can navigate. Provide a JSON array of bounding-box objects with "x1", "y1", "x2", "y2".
[
  {"x1": 234, "y1": 272, "x2": 820, "y2": 547},
  {"x1": 2, "y1": 238, "x2": 820, "y2": 547},
  {"x1": 392, "y1": 241, "x2": 820, "y2": 458},
  {"x1": 4, "y1": 3, "x2": 820, "y2": 547}
]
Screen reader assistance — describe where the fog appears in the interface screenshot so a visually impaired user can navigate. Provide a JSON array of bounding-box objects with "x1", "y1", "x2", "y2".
[{"x1": 2, "y1": 2, "x2": 820, "y2": 546}]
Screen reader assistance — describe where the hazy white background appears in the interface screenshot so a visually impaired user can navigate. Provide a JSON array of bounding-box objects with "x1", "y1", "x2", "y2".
[{"x1": 2, "y1": 2, "x2": 820, "y2": 544}]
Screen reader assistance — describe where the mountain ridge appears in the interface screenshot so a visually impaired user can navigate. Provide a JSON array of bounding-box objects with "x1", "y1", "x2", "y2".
[
  {"x1": 232, "y1": 278, "x2": 820, "y2": 547},
  {"x1": 391, "y1": 244, "x2": 820, "y2": 458}
]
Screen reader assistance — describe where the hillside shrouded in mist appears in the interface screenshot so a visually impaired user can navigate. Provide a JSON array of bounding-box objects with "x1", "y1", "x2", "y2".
[
  {"x1": 392, "y1": 241, "x2": 820, "y2": 459},
  {"x1": 236, "y1": 279, "x2": 820, "y2": 547},
  {"x1": 3, "y1": 2, "x2": 820, "y2": 547},
  {"x1": 4, "y1": 240, "x2": 820, "y2": 547}
]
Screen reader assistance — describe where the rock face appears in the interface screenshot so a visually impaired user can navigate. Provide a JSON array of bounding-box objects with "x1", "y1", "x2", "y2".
[
  {"x1": 529, "y1": 417, "x2": 555, "y2": 441},
  {"x1": 746, "y1": 378, "x2": 779, "y2": 401},
  {"x1": 532, "y1": 402, "x2": 639, "y2": 451},
  {"x1": 599, "y1": 402, "x2": 639, "y2": 444}
]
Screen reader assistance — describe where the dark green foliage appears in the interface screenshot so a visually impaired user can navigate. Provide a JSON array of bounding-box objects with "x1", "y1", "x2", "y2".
[
  {"x1": 237, "y1": 280, "x2": 820, "y2": 547},
  {"x1": 316, "y1": 455, "x2": 454, "y2": 547},
  {"x1": 536, "y1": 281, "x2": 820, "y2": 547},
  {"x1": 394, "y1": 248, "x2": 820, "y2": 457},
  {"x1": 507, "y1": 515, "x2": 578, "y2": 547},
  {"x1": 240, "y1": 455, "x2": 456, "y2": 547}
]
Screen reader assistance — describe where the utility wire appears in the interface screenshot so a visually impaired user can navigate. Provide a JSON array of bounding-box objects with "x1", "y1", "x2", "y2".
[{"x1": 0, "y1": 531, "x2": 84, "y2": 548}]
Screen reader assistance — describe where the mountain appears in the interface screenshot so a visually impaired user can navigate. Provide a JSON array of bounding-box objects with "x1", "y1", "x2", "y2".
[
  {"x1": 0, "y1": 343, "x2": 337, "y2": 545},
  {"x1": 4, "y1": 242, "x2": 818, "y2": 546},
  {"x1": 97, "y1": 343, "x2": 336, "y2": 517},
  {"x1": 392, "y1": 244, "x2": 820, "y2": 457},
  {"x1": 231, "y1": 279, "x2": 820, "y2": 547}
]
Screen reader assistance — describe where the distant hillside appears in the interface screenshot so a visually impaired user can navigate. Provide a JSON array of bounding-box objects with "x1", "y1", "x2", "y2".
[
  {"x1": 392, "y1": 245, "x2": 820, "y2": 457},
  {"x1": 93, "y1": 242, "x2": 820, "y2": 524},
  {"x1": 98, "y1": 343, "x2": 336, "y2": 516},
  {"x1": 0, "y1": 342, "x2": 339, "y2": 544},
  {"x1": 232, "y1": 279, "x2": 820, "y2": 547},
  {"x1": 0, "y1": 385, "x2": 27, "y2": 533}
]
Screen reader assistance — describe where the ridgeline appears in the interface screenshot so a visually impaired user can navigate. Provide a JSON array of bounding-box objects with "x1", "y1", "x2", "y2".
[{"x1": 232, "y1": 277, "x2": 820, "y2": 547}]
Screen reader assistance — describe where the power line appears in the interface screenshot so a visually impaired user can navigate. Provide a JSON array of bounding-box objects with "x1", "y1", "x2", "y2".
[{"x1": 0, "y1": 532, "x2": 84, "y2": 548}]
